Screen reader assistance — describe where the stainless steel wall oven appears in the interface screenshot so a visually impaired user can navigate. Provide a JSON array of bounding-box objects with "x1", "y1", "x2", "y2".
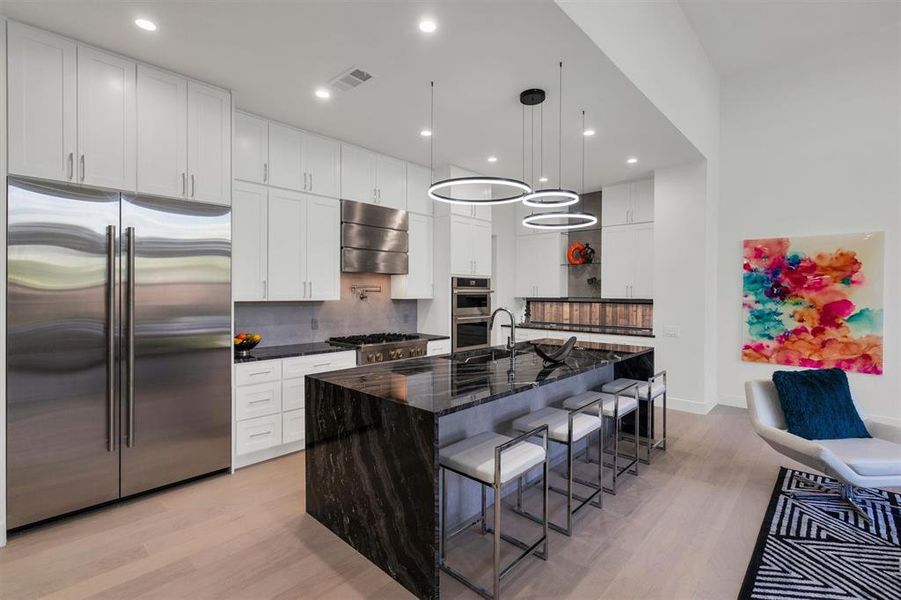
[{"x1": 451, "y1": 277, "x2": 492, "y2": 352}]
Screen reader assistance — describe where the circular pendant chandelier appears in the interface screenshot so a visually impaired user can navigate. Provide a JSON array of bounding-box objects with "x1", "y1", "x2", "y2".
[
  {"x1": 425, "y1": 82, "x2": 531, "y2": 205},
  {"x1": 520, "y1": 62, "x2": 580, "y2": 209},
  {"x1": 520, "y1": 104, "x2": 597, "y2": 232},
  {"x1": 522, "y1": 211, "x2": 597, "y2": 230}
]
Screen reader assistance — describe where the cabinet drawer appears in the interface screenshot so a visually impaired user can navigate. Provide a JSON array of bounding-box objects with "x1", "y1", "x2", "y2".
[
  {"x1": 235, "y1": 414, "x2": 282, "y2": 455},
  {"x1": 235, "y1": 360, "x2": 282, "y2": 386},
  {"x1": 282, "y1": 377, "x2": 305, "y2": 411},
  {"x1": 235, "y1": 381, "x2": 282, "y2": 420},
  {"x1": 283, "y1": 409, "x2": 305, "y2": 445},
  {"x1": 281, "y1": 351, "x2": 356, "y2": 379}
]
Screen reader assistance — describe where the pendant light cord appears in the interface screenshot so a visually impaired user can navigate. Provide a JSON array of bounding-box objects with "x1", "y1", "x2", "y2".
[
  {"x1": 429, "y1": 81, "x2": 434, "y2": 183},
  {"x1": 539, "y1": 102, "x2": 543, "y2": 186},
  {"x1": 581, "y1": 110, "x2": 586, "y2": 194},
  {"x1": 558, "y1": 61, "x2": 563, "y2": 188}
]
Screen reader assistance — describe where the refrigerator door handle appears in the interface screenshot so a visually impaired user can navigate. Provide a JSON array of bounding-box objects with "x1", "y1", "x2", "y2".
[
  {"x1": 107, "y1": 225, "x2": 116, "y2": 452},
  {"x1": 126, "y1": 226, "x2": 136, "y2": 448}
]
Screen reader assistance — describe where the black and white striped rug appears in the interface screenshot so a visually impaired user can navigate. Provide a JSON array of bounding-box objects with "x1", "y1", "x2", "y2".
[{"x1": 740, "y1": 467, "x2": 901, "y2": 600}]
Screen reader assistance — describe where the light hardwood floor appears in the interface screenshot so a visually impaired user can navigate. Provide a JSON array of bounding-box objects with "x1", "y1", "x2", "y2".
[{"x1": 0, "y1": 406, "x2": 812, "y2": 599}]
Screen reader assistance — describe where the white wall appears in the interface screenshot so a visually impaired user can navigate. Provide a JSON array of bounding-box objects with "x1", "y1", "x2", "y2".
[
  {"x1": 717, "y1": 22, "x2": 901, "y2": 424},
  {"x1": 653, "y1": 161, "x2": 713, "y2": 413}
]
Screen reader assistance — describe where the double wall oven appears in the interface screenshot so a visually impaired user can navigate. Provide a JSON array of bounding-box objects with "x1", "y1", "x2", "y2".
[{"x1": 451, "y1": 277, "x2": 493, "y2": 353}]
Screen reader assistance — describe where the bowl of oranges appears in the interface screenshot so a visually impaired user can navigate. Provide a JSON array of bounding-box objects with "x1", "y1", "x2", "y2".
[{"x1": 234, "y1": 332, "x2": 262, "y2": 356}]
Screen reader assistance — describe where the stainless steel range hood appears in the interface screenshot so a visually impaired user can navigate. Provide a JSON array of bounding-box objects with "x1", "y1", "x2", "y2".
[{"x1": 341, "y1": 200, "x2": 409, "y2": 274}]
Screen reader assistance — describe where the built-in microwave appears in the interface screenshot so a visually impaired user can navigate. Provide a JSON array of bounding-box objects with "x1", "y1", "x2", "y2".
[{"x1": 452, "y1": 277, "x2": 492, "y2": 352}]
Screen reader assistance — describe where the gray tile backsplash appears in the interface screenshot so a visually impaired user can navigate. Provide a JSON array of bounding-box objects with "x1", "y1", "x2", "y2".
[{"x1": 234, "y1": 274, "x2": 418, "y2": 347}]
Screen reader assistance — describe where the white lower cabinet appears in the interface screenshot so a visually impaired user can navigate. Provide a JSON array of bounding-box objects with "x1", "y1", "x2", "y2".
[
  {"x1": 282, "y1": 410, "x2": 305, "y2": 445},
  {"x1": 233, "y1": 351, "x2": 356, "y2": 468},
  {"x1": 426, "y1": 339, "x2": 451, "y2": 356}
]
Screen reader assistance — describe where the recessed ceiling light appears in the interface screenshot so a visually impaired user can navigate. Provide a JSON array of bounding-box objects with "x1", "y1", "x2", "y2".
[
  {"x1": 583, "y1": 129, "x2": 595, "y2": 137},
  {"x1": 420, "y1": 129, "x2": 432, "y2": 137},
  {"x1": 487, "y1": 156, "x2": 498, "y2": 163},
  {"x1": 134, "y1": 18, "x2": 157, "y2": 32},
  {"x1": 627, "y1": 157, "x2": 638, "y2": 164},
  {"x1": 538, "y1": 176, "x2": 548, "y2": 183},
  {"x1": 419, "y1": 19, "x2": 437, "y2": 33},
  {"x1": 315, "y1": 88, "x2": 331, "y2": 100}
]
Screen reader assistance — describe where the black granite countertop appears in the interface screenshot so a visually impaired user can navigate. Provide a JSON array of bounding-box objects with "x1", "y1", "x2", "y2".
[
  {"x1": 308, "y1": 339, "x2": 652, "y2": 416},
  {"x1": 234, "y1": 333, "x2": 451, "y2": 363},
  {"x1": 504, "y1": 322, "x2": 655, "y2": 338}
]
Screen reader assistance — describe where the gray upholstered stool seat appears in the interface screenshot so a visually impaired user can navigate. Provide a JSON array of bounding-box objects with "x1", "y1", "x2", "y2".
[
  {"x1": 511, "y1": 406, "x2": 601, "y2": 443},
  {"x1": 439, "y1": 431, "x2": 546, "y2": 485},
  {"x1": 602, "y1": 378, "x2": 665, "y2": 400},
  {"x1": 563, "y1": 390, "x2": 639, "y2": 417}
]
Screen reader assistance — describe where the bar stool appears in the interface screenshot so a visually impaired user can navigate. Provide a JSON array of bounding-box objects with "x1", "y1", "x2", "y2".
[
  {"x1": 602, "y1": 370, "x2": 667, "y2": 464},
  {"x1": 562, "y1": 387, "x2": 640, "y2": 494},
  {"x1": 439, "y1": 427, "x2": 549, "y2": 600},
  {"x1": 510, "y1": 397, "x2": 604, "y2": 536}
]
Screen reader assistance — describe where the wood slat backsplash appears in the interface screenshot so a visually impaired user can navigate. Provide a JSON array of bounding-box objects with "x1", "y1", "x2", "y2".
[{"x1": 528, "y1": 300, "x2": 653, "y2": 330}]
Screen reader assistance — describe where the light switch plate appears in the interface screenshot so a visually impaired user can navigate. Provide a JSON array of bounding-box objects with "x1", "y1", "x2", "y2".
[{"x1": 663, "y1": 326, "x2": 680, "y2": 338}]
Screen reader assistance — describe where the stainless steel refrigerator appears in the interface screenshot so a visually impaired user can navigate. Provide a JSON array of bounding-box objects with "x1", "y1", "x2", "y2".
[{"x1": 6, "y1": 177, "x2": 232, "y2": 529}]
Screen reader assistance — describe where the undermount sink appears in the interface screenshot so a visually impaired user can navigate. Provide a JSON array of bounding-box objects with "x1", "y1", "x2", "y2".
[{"x1": 443, "y1": 346, "x2": 530, "y2": 365}]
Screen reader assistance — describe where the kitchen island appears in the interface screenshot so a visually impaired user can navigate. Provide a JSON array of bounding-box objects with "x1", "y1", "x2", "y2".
[{"x1": 305, "y1": 339, "x2": 653, "y2": 599}]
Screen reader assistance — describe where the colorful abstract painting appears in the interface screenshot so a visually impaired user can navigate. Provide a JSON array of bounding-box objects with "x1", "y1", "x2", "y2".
[{"x1": 742, "y1": 233, "x2": 884, "y2": 375}]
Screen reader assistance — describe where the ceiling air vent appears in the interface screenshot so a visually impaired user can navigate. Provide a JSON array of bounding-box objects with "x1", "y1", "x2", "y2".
[{"x1": 329, "y1": 67, "x2": 374, "y2": 93}]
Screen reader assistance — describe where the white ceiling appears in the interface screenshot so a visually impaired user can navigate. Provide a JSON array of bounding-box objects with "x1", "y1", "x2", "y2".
[
  {"x1": 0, "y1": 0, "x2": 702, "y2": 191},
  {"x1": 680, "y1": 0, "x2": 901, "y2": 76}
]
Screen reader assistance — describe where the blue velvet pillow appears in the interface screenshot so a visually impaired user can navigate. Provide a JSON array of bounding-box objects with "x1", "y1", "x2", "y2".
[{"x1": 772, "y1": 368, "x2": 870, "y2": 440}]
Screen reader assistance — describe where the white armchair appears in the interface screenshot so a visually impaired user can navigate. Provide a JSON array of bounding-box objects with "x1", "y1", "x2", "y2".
[{"x1": 745, "y1": 380, "x2": 901, "y2": 522}]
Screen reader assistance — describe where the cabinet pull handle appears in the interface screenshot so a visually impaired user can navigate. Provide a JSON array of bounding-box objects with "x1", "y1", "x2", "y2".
[
  {"x1": 262, "y1": 279, "x2": 267, "y2": 298},
  {"x1": 190, "y1": 174, "x2": 196, "y2": 198},
  {"x1": 181, "y1": 172, "x2": 187, "y2": 196},
  {"x1": 309, "y1": 281, "x2": 313, "y2": 298},
  {"x1": 313, "y1": 362, "x2": 331, "y2": 368},
  {"x1": 303, "y1": 172, "x2": 308, "y2": 190},
  {"x1": 249, "y1": 431, "x2": 272, "y2": 438},
  {"x1": 309, "y1": 173, "x2": 313, "y2": 191},
  {"x1": 248, "y1": 398, "x2": 271, "y2": 405},
  {"x1": 263, "y1": 163, "x2": 268, "y2": 183},
  {"x1": 249, "y1": 371, "x2": 271, "y2": 377},
  {"x1": 79, "y1": 154, "x2": 85, "y2": 181},
  {"x1": 67, "y1": 152, "x2": 74, "y2": 180},
  {"x1": 303, "y1": 281, "x2": 307, "y2": 298}
]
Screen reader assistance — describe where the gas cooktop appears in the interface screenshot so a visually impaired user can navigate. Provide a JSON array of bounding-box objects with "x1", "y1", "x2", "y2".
[
  {"x1": 328, "y1": 333, "x2": 427, "y2": 364},
  {"x1": 329, "y1": 333, "x2": 420, "y2": 346}
]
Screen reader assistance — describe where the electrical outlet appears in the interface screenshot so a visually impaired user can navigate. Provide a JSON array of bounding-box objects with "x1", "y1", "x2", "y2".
[
  {"x1": 663, "y1": 325, "x2": 680, "y2": 338},
  {"x1": 311, "y1": 318, "x2": 319, "y2": 331}
]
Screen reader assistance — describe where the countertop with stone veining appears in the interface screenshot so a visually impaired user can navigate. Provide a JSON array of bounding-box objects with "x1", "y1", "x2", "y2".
[
  {"x1": 307, "y1": 339, "x2": 652, "y2": 416},
  {"x1": 234, "y1": 332, "x2": 451, "y2": 363}
]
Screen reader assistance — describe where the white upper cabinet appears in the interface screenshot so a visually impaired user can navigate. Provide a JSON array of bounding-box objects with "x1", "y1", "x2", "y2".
[
  {"x1": 391, "y1": 214, "x2": 434, "y2": 299},
  {"x1": 340, "y1": 143, "x2": 406, "y2": 208},
  {"x1": 266, "y1": 188, "x2": 305, "y2": 300},
  {"x1": 405, "y1": 163, "x2": 433, "y2": 215},
  {"x1": 234, "y1": 111, "x2": 268, "y2": 184},
  {"x1": 515, "y1": 233, "x2": 566, "y2": 298},
  {"x1": 631, "y1": 178, "x2": 654, "y2": 223},
  {"x1": 602, "y1": 178, "x2": 653, "y2": 226},
  {"x1": 7, "y1": 22, "x2": 78, "y2": 183},
  {"x1": 301, "y1": 132, "x2": 340, "y2": 199},
  {"x1": 450, "y1": 214, "x2": 491, "y2": 277},
  {"x1": 340, "y1": 143, "x2": 376, "y2": 203},
  {"x1": 77, "y1": 46, "x2": 136, "y2": 191},
  {"x1": 304, "y1": 195, "x2": 341, "y2": 300},
  {"x1": 137, "y1": 65, "x2": 187, "y2": 198},
  {"x1": 187, "y1": 81, "x2": 230, "y2": 205},
  {"x1": 374, "y1": 154, "x2": 406, "y2": 210},
  {"x1": 267, "y1": 122, "x2": 303, "y2": 191},
  {"x1": 601, "y1": 222, "x2": 653, "y2": 299},
  {"x1": 232, "y1": 182, "x2": 268, "y2": 301}
]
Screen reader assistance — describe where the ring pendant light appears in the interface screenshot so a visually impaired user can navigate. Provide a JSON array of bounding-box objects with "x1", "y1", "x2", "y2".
[
  {"x1": 522, "y1": 62, "x2": 579, "y2": 209},
  {"x1": 522, "y1": 108, "x2": 597, "y2": 230},
  {"x1": 426, "y1": 81, "x2": 531, "y2": 205}
]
